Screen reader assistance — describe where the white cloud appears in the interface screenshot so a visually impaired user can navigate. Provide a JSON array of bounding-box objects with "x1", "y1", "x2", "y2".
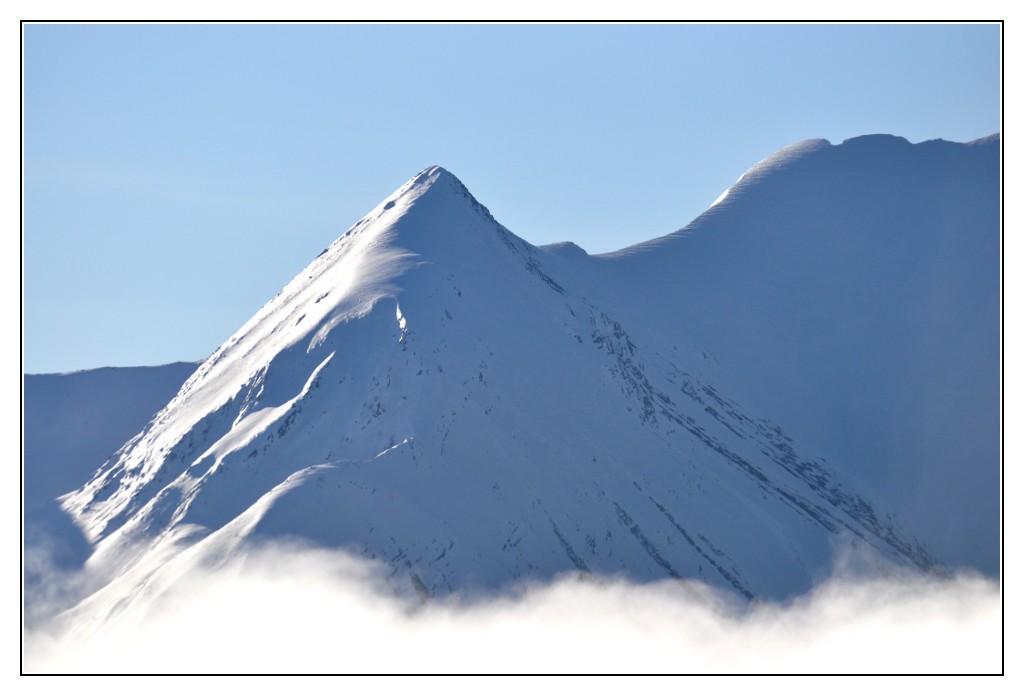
[{"x1": 23, "y1": 544, "x2": 1000, "y2": 675}]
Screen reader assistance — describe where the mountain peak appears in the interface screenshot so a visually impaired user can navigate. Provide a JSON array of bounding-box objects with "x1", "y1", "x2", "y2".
[
  {"x1": 411, "y1": 164, "x2": 459, "y2": 186},
  {"x1": 409, "y1": 165, "x2": 479, "y2": 202},
  {"x1": 385, "y1": 164, "x2": 499, "y2": 230}
]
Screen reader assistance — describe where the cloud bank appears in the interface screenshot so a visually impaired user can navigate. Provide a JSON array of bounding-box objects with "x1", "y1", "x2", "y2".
[{"x1": 23, "y1": 543, "x2": 1000, "y2": 675}]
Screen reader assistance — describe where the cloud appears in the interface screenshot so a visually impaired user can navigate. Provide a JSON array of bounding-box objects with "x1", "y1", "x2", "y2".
[{"x1": 22, "y1": 543, "x2": 1000, "y2": 675}]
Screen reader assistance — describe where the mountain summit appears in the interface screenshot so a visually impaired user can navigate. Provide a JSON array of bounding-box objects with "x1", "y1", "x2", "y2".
[{"x1": 57, "y1": 136, "x2": 999, "y2": 612}]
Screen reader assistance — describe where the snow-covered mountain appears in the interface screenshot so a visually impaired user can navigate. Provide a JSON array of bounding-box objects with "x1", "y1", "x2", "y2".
[
  {"x1": 24, "y1": 363, "x2": 198, "y2": 575},
  {"x1": 44, "y1": 134, "x2": 999, "y2": 612}
]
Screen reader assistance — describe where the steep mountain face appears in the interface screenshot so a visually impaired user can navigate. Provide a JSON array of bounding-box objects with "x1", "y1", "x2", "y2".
[
  {"x1": 595, "y1": 134, "x2": 1000, "y2": 573},
  {"x1": 55, "y1": 136, "x2": 999, "y2": 610}
]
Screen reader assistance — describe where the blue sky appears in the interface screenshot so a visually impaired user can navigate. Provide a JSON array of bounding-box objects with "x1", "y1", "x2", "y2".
[{"x1": 22, "y1": 23, "x2": 1000, "y2": 373}]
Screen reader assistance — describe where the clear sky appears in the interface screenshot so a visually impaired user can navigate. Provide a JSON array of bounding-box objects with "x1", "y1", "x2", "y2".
[{"x1": 22, "y1": 22, "x2": 1001, "y2": 374}]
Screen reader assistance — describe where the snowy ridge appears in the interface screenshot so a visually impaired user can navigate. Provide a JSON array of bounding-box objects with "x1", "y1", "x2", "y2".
[
  {"x1": 708, "y1": 138, "x2": 831, "y2": 210},
  {"x1": 51, "y1": 136, "x2": 998, "y2": 614},
  {"x1": 597, "y1": 134, "x2": 1000, "y2": 573}
]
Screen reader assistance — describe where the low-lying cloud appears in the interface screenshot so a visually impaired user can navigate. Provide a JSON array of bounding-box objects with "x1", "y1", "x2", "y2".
[{"x1": 23, "y1": 544, "x2": 1000, "y2": 674}]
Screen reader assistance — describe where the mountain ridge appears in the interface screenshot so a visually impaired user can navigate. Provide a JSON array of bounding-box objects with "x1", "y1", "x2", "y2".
[{"x1": 590, "y1": 133, "x2": 999, "y2": 573}]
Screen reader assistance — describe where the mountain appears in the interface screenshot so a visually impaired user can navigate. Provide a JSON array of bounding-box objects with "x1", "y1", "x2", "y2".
[
  {"x1": 596, "y1": 134, "x2": 1000, "y2": 574},
  {"x1": 46, "y1": 135, "x2": 999, "y2": 612},
  {"x1": 24, "y1": 363, "x2": 198, "y2": 576}
]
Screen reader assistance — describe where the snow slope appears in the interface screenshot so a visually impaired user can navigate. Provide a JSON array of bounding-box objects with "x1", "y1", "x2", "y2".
[
  {"x1": 596, "y1": 134, "x2": 1000, "y2": 573},
  {"x1": 48, "y1": 136, "x2": 999, "y2": 615}
]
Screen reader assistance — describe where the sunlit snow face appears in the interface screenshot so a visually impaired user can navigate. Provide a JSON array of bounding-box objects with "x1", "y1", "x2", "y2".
[
  {"x1": 709, "y1": 187, "x2": 733, "y2": 209},
  {"x1": 396, "y1": 302, "x2": 408, "y2": 339},
  {"x1": 24, "y1": 543, "x2": 999, "y2": 675}
]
